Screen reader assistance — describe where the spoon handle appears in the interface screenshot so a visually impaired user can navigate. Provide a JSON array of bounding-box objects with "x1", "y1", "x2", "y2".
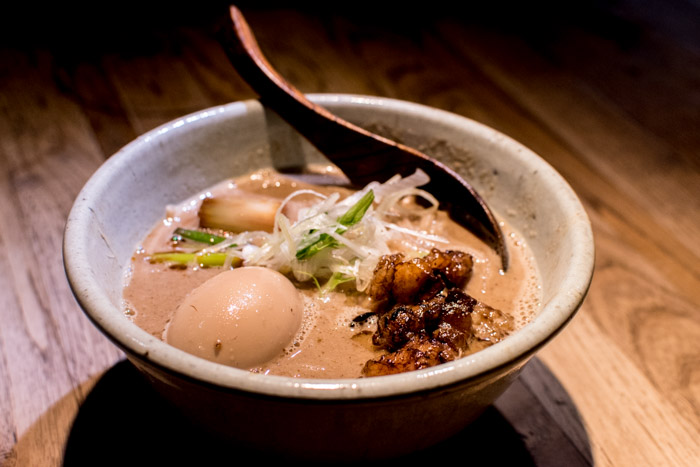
[
  {"x1": 219, "y1": 6, "x2": 508, "y2": 270},
  {"x1": 219, "y1": 7, "x2": 427, "y2": 182}
]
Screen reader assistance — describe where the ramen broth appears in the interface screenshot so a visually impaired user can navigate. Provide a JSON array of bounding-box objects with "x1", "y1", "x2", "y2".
[{"x1": 123, "y1": 167, "x2": 541, "y2": 378}]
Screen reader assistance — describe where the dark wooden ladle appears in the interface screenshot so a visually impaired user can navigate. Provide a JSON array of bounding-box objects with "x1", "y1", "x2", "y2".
[{"x1": 218, "y1": 5, "x2": 509, "y2": 271}]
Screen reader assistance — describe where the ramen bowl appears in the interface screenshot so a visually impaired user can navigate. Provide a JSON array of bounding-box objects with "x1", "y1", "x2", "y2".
[{"x1": 63, "y1": 94, "x2": 594, "y2": 460}]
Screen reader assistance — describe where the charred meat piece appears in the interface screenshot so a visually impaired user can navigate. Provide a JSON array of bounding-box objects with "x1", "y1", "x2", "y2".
[
  {"x1": 361, "y1": 248, "x2": 513, "y2": 377},
  {"x1": 367, "y1": 248, "x2": 474, "y2": 305},
  {"x1": 423, "y1": 248, "x2": 474, "y2": 288},
  {"x1": 362, "y1": 335, "x2": 457, "y2": 377},
  {"x1": 372, "y1": 291, "x2": 447, "y2": 350},
  {"x1": 372, "y1": 288, "x2": 476, "y2": 352},
  {"x1": 363, "y1": 288, "x2": 513, "y2": 377},
  {"x1": 472, "y1": 301, "x2": 514, "y2": 343},
  {"x1": 433, "y1": 321, "x2": 469, "y2": 352},
  {"x1": 366, "y1": 253, "x2": 400, "y2": 303},
  {"x1": 432, "y1": 289, "x2": 476, "y2": 350}
]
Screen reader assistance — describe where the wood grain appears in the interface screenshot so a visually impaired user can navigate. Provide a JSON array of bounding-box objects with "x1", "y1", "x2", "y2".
[
  {"x1": 1, "y1": 2, "x2": 698, "y2": 465},
  {"x1": 0, "y1": 47, "x2": 123, "y2": 466}
]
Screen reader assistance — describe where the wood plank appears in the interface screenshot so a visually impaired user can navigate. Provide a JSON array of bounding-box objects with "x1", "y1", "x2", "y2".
[
  {"x1": 0, "y1": 252, "x2": 19, "y2": 466},
  {"x1": 540, "y1": 310, "x2": 700, "y2": 466},
  {"x1": 0, "y1": 47, "x2": 123, "y2": 464},
  {"x1": 612, "y1": 0, "x2": 700, "y2": 57},
  {"x1": 515, "y1": 358, "x2": 592, "y2": 462},
  {"x1": 497, "y1": 359, "x2": 593, "y2": 466},
  {"x1": 53, "y1": 59, "x2": 138, "y2": 159},
  {"x1": 102, "y1": 48, "x2": 218, "y2": 134},
  {"x1": 539, "y1": 12, "x2": 700, "y2": 161},
  {"x1": 241, "y1": 8, "x2": 423, "y2": 97},
  {"x1": 177, "y1": 25, "x2": 259, "y2": 104}
]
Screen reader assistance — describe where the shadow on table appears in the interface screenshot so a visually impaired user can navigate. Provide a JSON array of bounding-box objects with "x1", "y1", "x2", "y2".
[{"x1": 63, "y1": 358, "x2": 592, "y2": 466}]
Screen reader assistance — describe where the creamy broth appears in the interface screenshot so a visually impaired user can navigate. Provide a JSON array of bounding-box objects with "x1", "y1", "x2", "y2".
[{"x1": 123, "y1": 167, "x2": 541, "y2": 378}]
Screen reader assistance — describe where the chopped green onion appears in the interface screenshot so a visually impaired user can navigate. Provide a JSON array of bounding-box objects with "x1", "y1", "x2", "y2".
[
  {"x1": 149, "y1": 252, "x2": 241, "y2": 268},
  {"x1": 296, "y1": 190, "x2": 374, "y2": 260},
  {"x1": 322, "y1": 272, "x2": 354, "y2": 293},
  {"x1": 173, "y1": 228, "x2": 226, "y2": 245},
  {"x1": 295, "y1": 233, "x2": 338, "y2": 260},
  {"x1": 337, "y1": 190, "x2": 375, "y2": 227}
]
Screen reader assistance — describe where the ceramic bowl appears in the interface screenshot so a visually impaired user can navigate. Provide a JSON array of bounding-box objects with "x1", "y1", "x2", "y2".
[{"x1": 64, "y1": 94, "x2": 594, "y2": 460}]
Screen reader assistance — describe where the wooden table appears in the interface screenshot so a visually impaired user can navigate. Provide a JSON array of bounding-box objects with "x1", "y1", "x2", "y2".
[{"x1": 1, "y1": 2, "x2": 698, "y2": 465}]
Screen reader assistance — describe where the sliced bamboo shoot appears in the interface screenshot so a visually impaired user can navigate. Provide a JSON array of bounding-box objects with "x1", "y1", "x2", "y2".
[{"x1": 199, "y1": 195, "x2": 281, "y2": 233}]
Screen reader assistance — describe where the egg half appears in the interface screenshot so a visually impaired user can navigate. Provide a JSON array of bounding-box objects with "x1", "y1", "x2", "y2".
[{"x1": 165, "y1": 267, "x2": 303, "y2": 369}]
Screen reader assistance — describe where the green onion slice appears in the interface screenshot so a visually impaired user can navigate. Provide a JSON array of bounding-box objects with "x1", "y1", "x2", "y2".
[
  {"x1": 296, "y1": 190, "x2": 374, "y2": 260},
  {"x1": 149, "y1": 252, "x2": 241, "y2": 268},
  {"x1": 173, "y1": 228, "x2": 226, "y2": 245}
]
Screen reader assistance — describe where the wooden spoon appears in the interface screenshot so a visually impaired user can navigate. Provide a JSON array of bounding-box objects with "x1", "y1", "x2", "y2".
[{"x1": 218, "y1": 6, "x2": 509, "y2": 270}]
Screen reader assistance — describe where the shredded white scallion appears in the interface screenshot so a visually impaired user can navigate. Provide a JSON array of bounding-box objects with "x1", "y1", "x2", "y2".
[{"x1": 189, "y1": 170, "x2": 441, "y2": 292}]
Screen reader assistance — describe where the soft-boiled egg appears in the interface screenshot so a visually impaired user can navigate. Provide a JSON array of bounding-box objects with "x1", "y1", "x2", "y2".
[{"x1": 164, "y1": 267, "x2": 303, "y2": 369}]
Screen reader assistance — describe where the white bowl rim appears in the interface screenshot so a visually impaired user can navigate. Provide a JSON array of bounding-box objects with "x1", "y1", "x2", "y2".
[{"x1": 64, "y1": 93, "x2": 594, "y2": 400}]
